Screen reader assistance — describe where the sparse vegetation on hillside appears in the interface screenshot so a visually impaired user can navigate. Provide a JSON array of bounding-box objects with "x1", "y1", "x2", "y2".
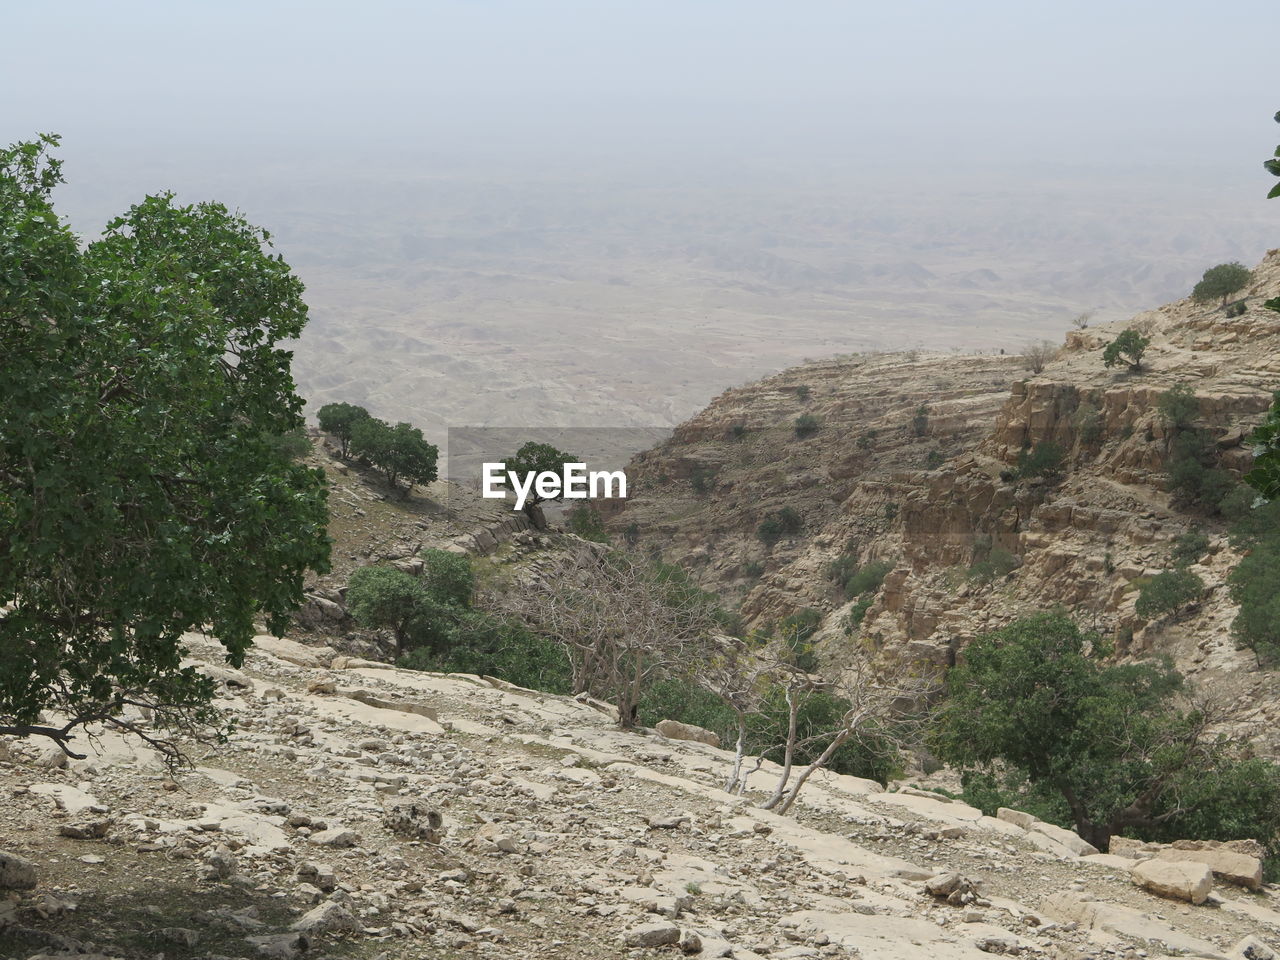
[
  {"x1": 1015, "y1": 440, "x2": 1065, "y2": 481},
  {"x1": 793, "y1": 413, "x2": 820, "y2": 438},
  {"x1": 565, "y1": 503, "x2": 610, "y2": 542},
  {"x1": 0, "y1": 135, "x2": 331, "y2": 760},
  {"x1": 1160, "y1": 384, "x2": 1235, "y2": 514},
  {"x1": 911, "y1": 404, "x2": 929, "y2": 437},
  {"x1": 1022, "y1": 340, "x2": 1057, "y2": 374},
  {"x1": 1102, "y1": 328, "x2": 1150, "y2": 371},
  {"x1": 757, "y1": 506, "x2": 804, "y2": 545}
]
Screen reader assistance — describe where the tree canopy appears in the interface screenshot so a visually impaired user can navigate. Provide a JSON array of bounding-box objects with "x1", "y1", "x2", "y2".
[
  {"x1": 0, "y1": 135, "x2": 331, "y2": 760},
  {"x1": 1191, "y1": 262, "x2": 1252, "y2": 306},
  {"x1": 1245, "y1": 392, "x2": 1280, "y2": 501},
  {"x1": 1102, "y1": 329, "x2": 1150, "y2": 371},
  {"x1": 932, "y1": 612, "x2": 1280, "y2": 851},
  {"x1": 316, "y1": 402, "x2": 370, "y2": 458},
  {"x1": 351, "y1": 417, "x2": 438, "y2": 496}
]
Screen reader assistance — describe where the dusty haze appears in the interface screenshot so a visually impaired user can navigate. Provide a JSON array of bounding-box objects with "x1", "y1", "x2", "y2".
[{"x1": 6, "y1": 1, "x2": 1278, "y2": 445}]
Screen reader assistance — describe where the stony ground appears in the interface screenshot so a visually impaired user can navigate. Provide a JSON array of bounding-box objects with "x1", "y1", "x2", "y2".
[{"x1": 2, "y1": 634, "x2": 1278, "y2": 960}]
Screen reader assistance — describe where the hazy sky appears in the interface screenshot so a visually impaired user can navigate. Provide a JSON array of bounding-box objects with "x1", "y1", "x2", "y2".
[{"x1": 5, "y1": 1, "x2": 1277, "y2": 174}]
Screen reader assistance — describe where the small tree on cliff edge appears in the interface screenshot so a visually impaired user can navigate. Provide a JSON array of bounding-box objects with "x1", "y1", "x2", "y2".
[
  {"x1": 504, "y1": 441, "x2": 576, "y2": 525},
  {"x1": 0, "y1": 136, "x2": 331, "y2": 762},
  {"x1": 1192, "y1": 262, "x2": 1252, "y2": 308},
  {"x1": 317, "y1": 402, "x2": 370, "y2": 458},
  {"x1": 1102, "y1": 329, "x2": 1150, "y2": 372}
]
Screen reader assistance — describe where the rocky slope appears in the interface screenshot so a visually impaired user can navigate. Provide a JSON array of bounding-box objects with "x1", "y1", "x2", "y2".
[
  {"x1": 607, "y1": 251, "x2": 1280, "y2": 741},
  {"x1": 3, "y1": 635, "x2": 1279, "y2": 960}
]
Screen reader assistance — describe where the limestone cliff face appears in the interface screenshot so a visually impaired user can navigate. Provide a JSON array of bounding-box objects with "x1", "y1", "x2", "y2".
[{"x1": 609, "y1": 250, "x2": 1280, "y2": 737}]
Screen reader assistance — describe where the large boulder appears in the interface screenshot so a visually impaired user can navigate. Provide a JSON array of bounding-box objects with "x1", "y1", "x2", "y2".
[
  {"x1": 1154, "y1": 846, "x2": 1263, "y2": 891},
  {"x1": 0, "y1": 850, "x2": 37, "y2": 890},
  {"x1": 1131, "y1": 859, "x2": 1214, "y2": 905},
  {"x1": 655, "y1": 719, "x2": 721, "y2": 748}
]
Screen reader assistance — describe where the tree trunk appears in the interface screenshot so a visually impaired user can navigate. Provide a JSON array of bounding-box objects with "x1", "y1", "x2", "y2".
[
  {"x1": 760, "y1": 689, "x2": 800, "y2": 811},
  {"x1": 777, "y1": 728, "x2": 852, "y2": 815}
]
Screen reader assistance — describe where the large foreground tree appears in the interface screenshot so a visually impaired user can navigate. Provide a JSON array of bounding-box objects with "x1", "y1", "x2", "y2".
[{"x1": 0, "y1": 135, "x2": 331, "y2": 761}]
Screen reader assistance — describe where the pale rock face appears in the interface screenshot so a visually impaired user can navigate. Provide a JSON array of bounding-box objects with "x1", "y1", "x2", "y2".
[
  {"x1": 656, "y1": 718, "x2": 722, "y2": 748},
  {"x1": 622, "y1": 920, "x2": 682, "y2": 947},
  {"x1": 1131, "y1": 858, "x2": 1215, "y2": 905},
  {"x1": 1151, "y1": 845, "x2": 1264, "y2": 891},
  {"x1": 0, "y1": 850, "x2": 37, "y2": 890}
]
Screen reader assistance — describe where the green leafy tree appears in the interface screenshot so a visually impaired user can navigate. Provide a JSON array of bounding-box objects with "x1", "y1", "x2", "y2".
[
  {"x1": 504, "y1": 441, "x2": 576, "y2": 520},
  {"x1": 1228, "y1": 497, "x2": 1280, "y2": 665},
  {"x1": 1135, "y1": 568, "x2": 1204, "y2": 621},
  {"x1": 1102, "y1": 329, "x2": 1151, "y2": 371},
  {"x1": 1015, "y1": 441, "x2": 1065, "y2": 481},
  {"x1": 1191, "y1": 262, "x2": 1252, "y2": 307},
  {"x1": 1229, "y1": 540, "x2": 1280, "y2": 665},
  {"x1": 346, "y1": 567, "x2": 431, "y2": 653},
  {"x1": 1157, "y1": 383, "x2": 1199, "y2": 431},
  {"x1": 316, "y1": 402, "x2": 370, "y2": 458},
  {"x1": 932, "y1": 612, "x2": 1279, "y2": 851},
  {"x1": 0, "y1": 135, "x2": 331, "y2": 761},
  {"x1": 347, "y1": 550, "x2": 472, "y2": 656},
  {"x1": 1244, "y1": 392, "x2": 1280, "y2": 501},
  {"x1": 351, "y1": 418, "x2": 438, "y2": 496}
]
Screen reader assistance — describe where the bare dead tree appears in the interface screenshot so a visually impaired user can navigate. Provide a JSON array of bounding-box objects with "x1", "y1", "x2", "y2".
[
  {"x1": 1022, "y1": 340, "x2": 1059, "y2": 375},
  {"x1": 1072, "y1": 311, "x2": 1093, "y2": 330},
  {"x1": 694, "y1": 635, "x2": 774, "y2": 794},
  {"x1": 758, "y1": 652, "x2": 937, "y2": 815},
  {"x1": 505, "y1": 550, "x2": 721, "y2": 728}
]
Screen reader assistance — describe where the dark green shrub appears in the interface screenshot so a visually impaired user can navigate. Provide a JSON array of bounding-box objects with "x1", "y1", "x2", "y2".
[
  {"x1": 844, "y1": 596, "x2": 874, "y2": 632},
  {"x1": 967, "y1": 547, "x2": 1018, "y2": 584},
  {"x1": 1016, "y1": 441, "x2": 1065, "y2": 481},
  {"x1": 1158, "y1": 383, "x2": 1199, "y2": 431},
  {"x1": 794, "y1": 414, "x2": 820, "y2": 438},
  {"x1": 1102, "y1": 329, "x2": 1150, "y2": 371},
  {"x1": 857, "y1": 430, "x2": 877, "y2": 450},
  {"x1": 566, "y1": 504, "x2": 609, "y2": 542},
  {"x1": 1135, "y1": 568, "x2": 1204, "y2": 620},
  {"x1": 1169, "y1": 528, "x2": 1209, "y2": 567},
  {"x1": 730, "y1": 424, "x2": 748, "y2": 440},
  {"x1": 757, "y1": 507, "x2": 804, "y2": 545},
  {"x1": 1225, "y1": 300, "x2": 1248, "y2": 317},
  {"x1": 912, "y1": 405, "x2": 929, "y2": 438},
  {"x1": 845, "y1": 559, "x2": 894, "y2": 599},
  {"x1": 795, "y1": 385, "x2": 811, "y2": 401},
  {"x1": 267, "y1": 426, "x2": 313, "y2": 461},
  {"x1": 401, "y1": 612, "x2": 572, "y2": 694},
  {"x1": 743, "y1": 560, "x2": 765, "y2": 579},
  {"x1": 925, "y1": 448, "x2": 945, "y2": 469},
  {"x1": 1074, "y1": 403, "x2": 1103, "y2": 446},
  {"x1": 691, "y1": 466, "x2": 717, "y2": 494}
]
